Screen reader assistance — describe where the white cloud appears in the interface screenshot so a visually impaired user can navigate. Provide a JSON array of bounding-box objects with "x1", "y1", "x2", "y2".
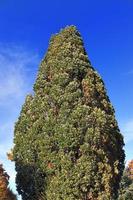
[
  {"x1": 123, "y1": 69, "x2": 133, "y2": 76},
  {"x1": 0, "y1": 44, "x2": 40, "y2": 106},
  {"x1": 121, "y1": 119, "x2": 133, "y2": 144},
  {"x1": 128, "y1": 70, "x2": 133, "y2": 75}
]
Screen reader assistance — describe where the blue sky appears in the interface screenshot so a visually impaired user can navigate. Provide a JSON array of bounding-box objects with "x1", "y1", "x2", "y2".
[{"x1": 0, "y1": 0, "x2": 133, "y2": 199}]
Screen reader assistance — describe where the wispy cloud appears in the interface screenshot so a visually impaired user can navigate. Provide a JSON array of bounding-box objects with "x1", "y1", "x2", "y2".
[
  {"x1": 0, "y1": 43, "x2": 40, "y2": 198},
  {"x1": 0, "y1": 44, "x2": 40, "y2": 106},
  {"x1": 129, "y1": 71, "x2": 133, "y2": 75},
  {"x1": 120, "y1": 119, "x2": 133, "y2": 144},
  {"x1": 122, "y1": 69, "x2": 133, "y2": 76}
]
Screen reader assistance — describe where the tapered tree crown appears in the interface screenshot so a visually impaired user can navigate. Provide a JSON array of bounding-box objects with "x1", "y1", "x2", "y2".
[{"x1": 14, "y1": 26, "x2": 125, "y2": 200}]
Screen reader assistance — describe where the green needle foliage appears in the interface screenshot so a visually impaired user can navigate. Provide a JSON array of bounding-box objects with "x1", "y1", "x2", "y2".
[{"x1": 13, "y1": 26, "x2": 125, "y2": 200}]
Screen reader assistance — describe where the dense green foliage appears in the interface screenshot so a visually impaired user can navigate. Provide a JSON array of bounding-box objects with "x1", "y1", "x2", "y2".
[
  {"x1": 13, "y1": 26, "x2": 125, "y2": 200},
  {"x1": 118, "y1": 169, "x2": 133, "y2": 199}
]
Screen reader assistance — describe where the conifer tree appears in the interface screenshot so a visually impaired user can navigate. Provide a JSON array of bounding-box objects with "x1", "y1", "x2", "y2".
[{"x1": 13, "y1": 26, "x2": 125, "y2": 200}]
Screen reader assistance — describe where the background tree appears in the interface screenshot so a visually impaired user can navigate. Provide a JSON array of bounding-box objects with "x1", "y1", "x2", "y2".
[
  {"x1": 13, "y1": 26, "x2": 125, "y2": 200},
  {"x1": 127, "y1": 160, "x2": 133, "y2": 180},
  {"x1": 118, "y1": 168, "x2": 133, "y2": 200},
  {"x1": 0, "y1": 164, "x2": 17, "y2": 200}
]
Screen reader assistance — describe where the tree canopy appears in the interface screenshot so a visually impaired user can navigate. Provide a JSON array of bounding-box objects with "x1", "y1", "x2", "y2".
[{"x1": 13, "y1": 26, "x2": 125, "y2": 200}]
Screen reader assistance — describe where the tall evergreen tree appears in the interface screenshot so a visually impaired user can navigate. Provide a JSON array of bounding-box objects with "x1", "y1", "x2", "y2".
[{"x1": 13, "y1": 26, "x2": 125, "y2": 200}]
